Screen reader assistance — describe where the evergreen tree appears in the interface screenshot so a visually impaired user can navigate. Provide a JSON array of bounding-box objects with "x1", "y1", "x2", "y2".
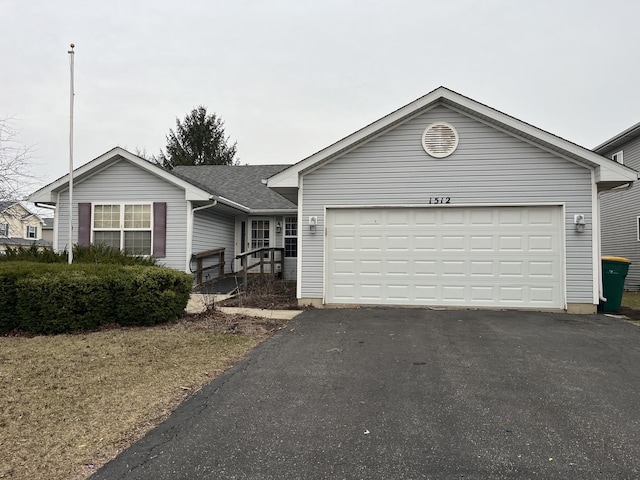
[{"x1": 157, "y1": 106, "x2": 237, "y2": 169}]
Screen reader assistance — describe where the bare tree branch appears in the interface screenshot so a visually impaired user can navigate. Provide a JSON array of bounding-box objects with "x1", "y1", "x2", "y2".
[{"x1": 0, "y1": 118, "x2": 35, "y2": 201}]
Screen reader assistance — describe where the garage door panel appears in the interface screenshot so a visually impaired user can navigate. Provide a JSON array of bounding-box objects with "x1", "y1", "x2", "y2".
[
  {"x1": 470, "y1": 236, "x2": 494, "y2": 251},
  {"x1": 359, "y1": 260, "x2": 382, "y2": 275},
  {"x1": 470, "y1": 261, "x2": 494, "y2": 276},
  {"x1": 415, "y1": 260, "x2": 437, "y2": 276},
  {"x1": 415, "y1": 236, "x2": 437, "y2": 251},
  {"x1": 499, "y1": 209, "x2": 525, "y2": 225},
  {"x1": 529, "y1": 261, "x2": 555, "y2": 277},
  {"x1": 529, "y1": 208, "x2": 555, "y2": 225},
  {"x1": 469, "y1": 210, "x2": 493, "y2": 225},
  {"x1": 332, "y1": 236, "x2": 355, "y2": 251},
  {"x1": 326, "y1": 206, "x2": 564, "y2": 309},
  {"x1": 529, "y1": 236, "x2": 554, "y2": 251},
  {"x1": 442, "y1": 209, "x2": 465, "y2": 225},
  {"x1": 415, "y1": 285, "x2": 438, "y2": 300},
  {"x1": 387, "y1": 284, "x2": 410, "y2": 300},
  {"x1": 442, "y1": 236, "x2": 465, "y2": 251},
  {"x1": 470, "y1": 286, "x2": 494, "y2": 301},
  {"x1": 359, "y1": 236, "x2": 382, "y2": 251},
  {"x1": 360, "y1": 284, "x2": 382, "y2": 299},
  {"x1": 332, "y1": 284, "x2": 355, "y2": 300},
  {"x1": 387, "y1": 236, "x2": 410, "y2": 251},
  {"x1": 530, "y1": 287, "x2": 555, "y2": 302},
  {"x1": 499, "y1": 236, "x2": 524, "y2": 251},
  {"x1": 442, "y1": 285, "x2": 466, "y2": 301},
  {"x1": 442, "y1": 260, "x2": 465, "y2": 276}
]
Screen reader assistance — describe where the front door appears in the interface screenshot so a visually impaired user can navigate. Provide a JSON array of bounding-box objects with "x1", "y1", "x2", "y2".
[{"x1": 250, "y1": 219, "x2": 271, "y2": 258}]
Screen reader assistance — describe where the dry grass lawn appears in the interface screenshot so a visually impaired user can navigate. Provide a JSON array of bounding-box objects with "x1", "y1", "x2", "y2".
[{"x1": 0, "y1": 311, "x2": 288, "y2": 480}]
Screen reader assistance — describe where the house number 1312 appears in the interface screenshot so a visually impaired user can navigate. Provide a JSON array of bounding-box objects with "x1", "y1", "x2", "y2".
[{"x1": 428, "y1": 197, "x2": 451, "y2": 204}]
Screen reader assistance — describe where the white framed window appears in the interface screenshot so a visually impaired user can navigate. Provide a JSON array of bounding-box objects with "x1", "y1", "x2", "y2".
[
  {"x1": 250, "y1": 219, "x2": 270, "y2": 258},
  {"x1": 612, "y1": 151, "x2": 624, "y2": 164},
  {"x1": 26, "y1": 225, "x2": 37, "y2": 239},
  {"x1": 637, "y1": 216, "x2": 640, "y2": 241},
  {"x1": 284, "y1": 216, "x2": 297, "y2": 258},
  {"x1": 92, "y1": 203, "x2": 152, "y2": 255},
  {"x1": 0, "y1": 223, "x2": 8, "y2": 237}
]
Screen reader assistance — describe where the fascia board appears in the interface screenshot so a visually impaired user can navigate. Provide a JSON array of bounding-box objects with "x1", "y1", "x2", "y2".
[
  {"x1": 595, "y1": 164, "x2": 639, "y2": 183},
  {"x1": 439, "y1": 94, "x2": 639, "y2": 177},
  {"x1": 247, "y1": 208, "x2": 298, "y2": 215},
  {"x1": 593, "y1": 121, "x2": 640, "y2": 153},
  {"x1": 28, "y1": 146, "x2": 214, "y2": 204}
]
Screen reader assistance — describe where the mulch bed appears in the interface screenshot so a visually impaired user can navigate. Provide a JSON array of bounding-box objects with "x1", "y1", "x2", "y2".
[{"x1": 181, "y1": 309, "x2": 290, "y2": 337}]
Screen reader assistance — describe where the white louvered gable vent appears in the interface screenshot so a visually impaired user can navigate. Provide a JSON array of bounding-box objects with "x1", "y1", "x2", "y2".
[{"x1": 422, "y1": 122, "x2": 459, "y2": 158}]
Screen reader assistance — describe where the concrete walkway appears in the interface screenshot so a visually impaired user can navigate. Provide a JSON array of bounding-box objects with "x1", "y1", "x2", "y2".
[{"x1": 185, "y1": 293, "x2": 302, "y2": 320}]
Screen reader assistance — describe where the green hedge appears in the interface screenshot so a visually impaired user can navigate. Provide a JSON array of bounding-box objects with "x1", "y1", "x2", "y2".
[
  {"x1": 0, "y1": 262, "x2": 192, "y2": 334},
  {"x1": 0, "y1": 244, "x2": 157, "y2": 265}
]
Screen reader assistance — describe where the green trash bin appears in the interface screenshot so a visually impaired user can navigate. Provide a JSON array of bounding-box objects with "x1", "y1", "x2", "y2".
[{"x1": 601, "y1": 256, "x2": 631, "y2": 313}]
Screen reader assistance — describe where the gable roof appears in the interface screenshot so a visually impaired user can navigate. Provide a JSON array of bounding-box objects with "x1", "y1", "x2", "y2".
[
  {"x1": 173, "y1": 165, "x2": 296, "y2": 211},
  {"x1": 593, "y1": 121, "x2": 640, "y2": 154},
  {"x1": 29, "y1": 147, "x2": 295, "y2": 213},
  {"x1": 0, "y1": 201, "x2": 43, "y2": 222},
  {"x1": 30, "y1": 147, "x2": 215, "y2": 203},
  {"x1": 268, "y1": 86, "x2": 638, "y2": 199}
]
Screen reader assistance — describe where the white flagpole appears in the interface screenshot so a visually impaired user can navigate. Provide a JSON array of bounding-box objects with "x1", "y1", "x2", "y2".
[{"x1": 68, "y1": 43, "x2": 75, "y2": 264}]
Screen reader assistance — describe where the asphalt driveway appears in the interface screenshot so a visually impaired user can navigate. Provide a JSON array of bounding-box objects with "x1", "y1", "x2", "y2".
[{"x1": 94, "y1": 309, "x2": 640, "y2": 479}]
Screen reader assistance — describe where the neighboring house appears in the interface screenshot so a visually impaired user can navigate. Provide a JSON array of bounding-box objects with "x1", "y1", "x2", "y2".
[
  {"x1": 594, "y1": 121, "x2": 640, "y2": 289},
  {"x1": 41, "y1": 217, "x2": 54, "y2": 244},
  {"x1": 0, "y1": 201, "x2": 50, "y2": 253},
  {"x1": 28, "y1": 149, "x2": 298, "y2": 280},
  {"x1": 267, "y1": 86, "x2": 637, "y2": 313}
]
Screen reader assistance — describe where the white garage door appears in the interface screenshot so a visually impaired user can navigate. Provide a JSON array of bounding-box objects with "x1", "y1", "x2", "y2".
[{"x1": 326, "y1": 206, "x2": 564, "y2": 309}]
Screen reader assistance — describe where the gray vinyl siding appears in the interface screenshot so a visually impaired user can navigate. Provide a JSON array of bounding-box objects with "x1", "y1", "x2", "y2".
[
  {"x1": 599, "y1": 136, "x2": 640, "y2": 289},
  {"x1": 275, "y1": 215, "x2": 298, "y2": 281},
  {"x1": 56, "y1": 159, "x2": 189, "y2": 271},
  {"x1": 301, "y1": 105, "x2": 594, "y2": 303},
  {"x1": 192, "y1": 209, "x2": 235, "y2": 275}
]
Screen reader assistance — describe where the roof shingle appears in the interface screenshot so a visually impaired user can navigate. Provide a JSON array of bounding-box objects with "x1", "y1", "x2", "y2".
[{"x1": 172, "y1": 164, "x2": 295, "y2": 211}]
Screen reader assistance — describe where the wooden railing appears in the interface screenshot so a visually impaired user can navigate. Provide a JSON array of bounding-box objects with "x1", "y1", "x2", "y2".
[
  {"x1": 191, "y1": 248, "x2": 225, "y2": 285},
  {"x1": 235, "y1": 247, "x2": 285, "y2": 287}
]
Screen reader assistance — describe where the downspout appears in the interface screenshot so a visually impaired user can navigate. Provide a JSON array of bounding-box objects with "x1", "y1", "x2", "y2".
[
  {"x1": 185, "y1": 199, "x2": 218, "y2": 272},
  {"x1": 597, "y1": 181, "x2": 634, "y2": 302}
]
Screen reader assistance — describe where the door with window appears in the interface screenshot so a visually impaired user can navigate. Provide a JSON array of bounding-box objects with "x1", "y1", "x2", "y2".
[{"x1": 250, "y1": 219, "x2": 271, "y2": 258}]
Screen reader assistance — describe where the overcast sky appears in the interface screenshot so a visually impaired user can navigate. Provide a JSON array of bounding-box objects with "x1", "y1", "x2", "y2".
[{"x1": 3, "y1": 0, "x2": 640, "y2": 192}]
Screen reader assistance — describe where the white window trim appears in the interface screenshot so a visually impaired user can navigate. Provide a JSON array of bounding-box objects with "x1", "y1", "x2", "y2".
[
  {"x1": 284, "y1": 215, "x2": 297, "y2": 258},
  {"x1": 612, "y1": 150, "x2": 624, "y2": 165},
  {"x1": 0, "y1": 222, "x2": 8, "y2": 237},
  {"x1": 250, "y1": 217, "x2": 272, "y2": 258},
  {"x1": 91, "y1": 202, "x2": 154, "y2": 255},
  {"x1": 637, "y1": 216, "x2": 640, "y2": 241},
  {"x1": 26, "y1": 225, "x2": 38, "y2": 239}
]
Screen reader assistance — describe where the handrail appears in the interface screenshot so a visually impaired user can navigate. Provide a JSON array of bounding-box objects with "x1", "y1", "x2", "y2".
[
  {"x1": 192, "y1": 248, "x2": 225, "y2": 285},
  {"x1": 195, "y1": 247, "x2": 225, "y2": 259},
  {"x1": 235, "y1": 247, "x2": 285, "y2": 287}
]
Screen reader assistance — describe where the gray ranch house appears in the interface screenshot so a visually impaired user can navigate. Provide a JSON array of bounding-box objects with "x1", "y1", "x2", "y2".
[
  {"x1": 30, "y1": 87, "x2": 637, "y2": 313},
  {"x1": 29, "y1": 149, "x2": 298, "y2": 280},
  {"x1": 595, "y1": 121, "x2": 640, "y2": 289},
  {"x1": 268, "y1": 87, "x2": 637, "y2": 313}
]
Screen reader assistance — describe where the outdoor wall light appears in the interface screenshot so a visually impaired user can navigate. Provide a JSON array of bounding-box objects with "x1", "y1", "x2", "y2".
[
  {"x1": 574, "y1": 214, "x2": 586, "y2": 233},
  {"x1": 276, "y1": 221, "x2": 282, "y2": 233},
  {"x1": 309, "y1": 216, "x2": 317, "y2": 234}
]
